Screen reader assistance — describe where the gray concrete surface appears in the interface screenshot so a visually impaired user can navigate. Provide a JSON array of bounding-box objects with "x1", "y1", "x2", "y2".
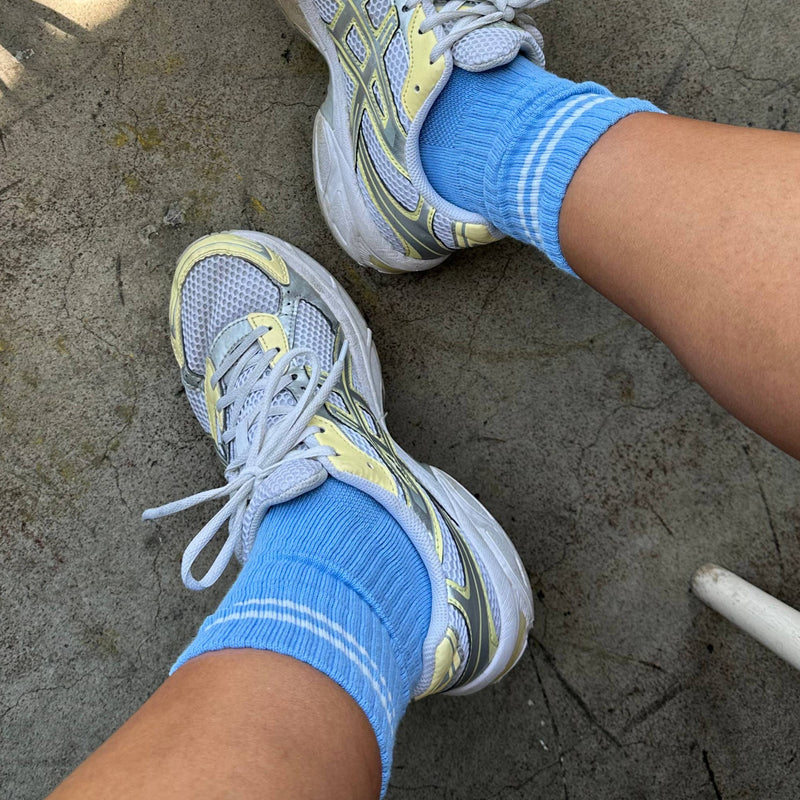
[{"x1": 2, "y1": 0, "x2": 800, "y2": 797}]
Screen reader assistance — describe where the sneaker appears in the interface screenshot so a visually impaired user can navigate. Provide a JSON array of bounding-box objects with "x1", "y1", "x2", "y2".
[
  {"x1": 144, "y1": 231, "x2": 533, "y2": 695},
  {"x1": 275, "y1": 0, "x2": 548, "y2": 272}
]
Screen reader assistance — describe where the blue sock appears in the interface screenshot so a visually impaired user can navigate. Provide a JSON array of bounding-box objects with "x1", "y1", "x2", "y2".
[
  {"x1": 421, "y1": 57, "x2": 662, "y2": 276},
  {"x1": 173, "y1": 479, "x2": 431, "y2": 796}
]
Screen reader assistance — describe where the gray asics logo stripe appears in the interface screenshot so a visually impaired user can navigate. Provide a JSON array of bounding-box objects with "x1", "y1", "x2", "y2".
[{"x1": 324, "y1": 0, "x2": 455, "y2": 256}]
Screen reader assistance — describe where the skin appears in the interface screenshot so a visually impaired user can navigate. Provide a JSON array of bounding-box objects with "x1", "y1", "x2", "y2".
[
  {"x1": 561, "y1": 113, "x2": 800, "y2": 458},
  {"x1": 47, "y1": 650, "x2": 382, "y2": 800},
  {"x1": 49, "y1": 113, "x2": 800, "y2": 799}
]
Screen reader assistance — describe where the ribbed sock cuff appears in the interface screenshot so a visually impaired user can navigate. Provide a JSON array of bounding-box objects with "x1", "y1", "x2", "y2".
[
  {"x1": 486, "y1": 92, "x2": 662, "y2": 276},
  {"x1": 421, "y1": 59, "x2": 584, "y2": 221},
  {"x1": 173, "y1": 559, "x2": 408, "y2": 796}
]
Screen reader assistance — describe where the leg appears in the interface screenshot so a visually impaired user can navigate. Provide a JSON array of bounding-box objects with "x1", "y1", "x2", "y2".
[
  {"x1": 420, "y1": 61, "x2": 800, "y2": 458},
  {"x1": 560, "y1": 113, "x2": 800, "y2": 457},
  {"x1": 48, "y1": 651, "x2": 381, "y2": 800}
]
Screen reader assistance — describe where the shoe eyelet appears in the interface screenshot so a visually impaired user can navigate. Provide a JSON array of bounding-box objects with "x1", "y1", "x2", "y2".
[
  {"x1": 291, "y1": 373, "x2": 298, "y2": 380},
  {"x1": 414, "y1": 84, "x2": 420, "y2": 92}
]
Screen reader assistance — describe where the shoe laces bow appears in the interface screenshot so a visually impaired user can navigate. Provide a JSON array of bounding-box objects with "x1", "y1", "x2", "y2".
[{"x1": 143, "y1": 325, "x2": 348, "y2": 591}]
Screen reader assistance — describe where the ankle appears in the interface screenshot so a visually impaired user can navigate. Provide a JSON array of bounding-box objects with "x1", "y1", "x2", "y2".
[
  {"x1": 422, "y1": 59, "x2": 594, "y2": 218},
  {"x1": 420, "y1": 57, "x2": 662, "y2": 274}
]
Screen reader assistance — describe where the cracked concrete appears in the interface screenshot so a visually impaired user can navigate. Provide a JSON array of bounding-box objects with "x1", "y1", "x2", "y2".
[{"x1": 2, "y1": 0, "x2": 800, "y2": 798}]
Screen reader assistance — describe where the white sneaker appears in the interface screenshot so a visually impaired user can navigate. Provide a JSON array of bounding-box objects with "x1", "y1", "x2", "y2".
[
  {"x1": 276, "y1": 0, "x2": 549, "y2": 272},
  {"x1": 144, "y1": 230, "x2": 534, "y2": 696}
]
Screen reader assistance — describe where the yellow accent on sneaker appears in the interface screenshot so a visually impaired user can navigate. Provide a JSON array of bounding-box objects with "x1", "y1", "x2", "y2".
[
  {"x1": 170, "y1": 233, "x2": 290, "y2": 369},
  {"x1": 204, "y1": 357, "x2": 224, "y2": 448},
  {"x1": 461, "y1": 222, "x2": 503, "y2": 248},
  {"x1": 311, "y1": 415, "x2": 399, "y2": 496},
  {"x1": 368, "y1": 255, "x2": 406, "y2": 273},
  {"x1": 401, "y1": 6, "x2": 445, "y2": 121},
  {"x1": 247, "y1": 313, "x2": 290, "y2": 367},
  {"x1": 418, "y1": 626, "x2": 460, "y2": 698}
]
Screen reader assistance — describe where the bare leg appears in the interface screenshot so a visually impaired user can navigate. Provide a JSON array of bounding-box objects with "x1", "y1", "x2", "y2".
[
  {"x1": 561, "y1": 113, "x2": 800, "y2": 458},
  {"x1": 47, "y1": 651, "x2": 381, "y2": 800}
]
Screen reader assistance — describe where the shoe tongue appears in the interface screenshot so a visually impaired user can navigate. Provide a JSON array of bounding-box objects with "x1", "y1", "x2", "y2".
[
  {"x1": 446, "y1": 21, "x2": 536, "y2": 71},
  {"x1": 237, "y1": 459, "x2": 328, "y2": 562}
]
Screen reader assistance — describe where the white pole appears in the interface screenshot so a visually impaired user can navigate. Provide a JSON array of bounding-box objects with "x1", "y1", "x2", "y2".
[{"x1": 691, "y1": 563, "x2": 800, "y2": 672}]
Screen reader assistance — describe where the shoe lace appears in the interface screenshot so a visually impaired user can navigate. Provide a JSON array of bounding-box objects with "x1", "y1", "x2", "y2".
[
  {"x1": 406, "y1": 0, "x2": 549, "y2": 64},
  {"x1": 143, "y1": 325, "x2": 348, "y2": 591}
]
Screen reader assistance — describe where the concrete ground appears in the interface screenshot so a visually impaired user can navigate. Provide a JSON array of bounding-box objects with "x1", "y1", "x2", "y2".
[{"x1": 2, "y1": 0, "x2": 800, "y2": 797}]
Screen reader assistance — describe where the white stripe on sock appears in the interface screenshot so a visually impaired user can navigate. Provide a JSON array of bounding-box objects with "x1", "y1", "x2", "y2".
[
  {"x1": 203, "y1": 607, "x2": 396, "y2": 729},
  {"x1": 515, "y1": 94, "x2": 590, "y2": 243},
  {"x1": 230, "y1": 597, "x2": 395, "y2": 705},
  {"x1": 526, "y1": 95, "x2": 615, "y2": 249}
]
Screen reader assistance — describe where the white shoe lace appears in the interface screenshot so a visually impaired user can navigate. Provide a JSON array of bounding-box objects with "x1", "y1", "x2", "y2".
[
  {"x1": 406, "y1": 0, "x2": 549, "y2": 65},
  {"x1": 143, "y1": 325, "x2": 348, "y2": 591}
]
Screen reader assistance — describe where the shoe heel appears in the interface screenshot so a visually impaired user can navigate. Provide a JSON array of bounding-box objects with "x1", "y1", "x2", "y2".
[
  {"x1": 426, "y1": 465, "x2": 535, "y2": 693},
  {"x1": 313, "y1": 110, "x2": 448, "y2": 274},
  {"x1": 312, "y1": 110, "x2": 384, "y2": 270}
]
